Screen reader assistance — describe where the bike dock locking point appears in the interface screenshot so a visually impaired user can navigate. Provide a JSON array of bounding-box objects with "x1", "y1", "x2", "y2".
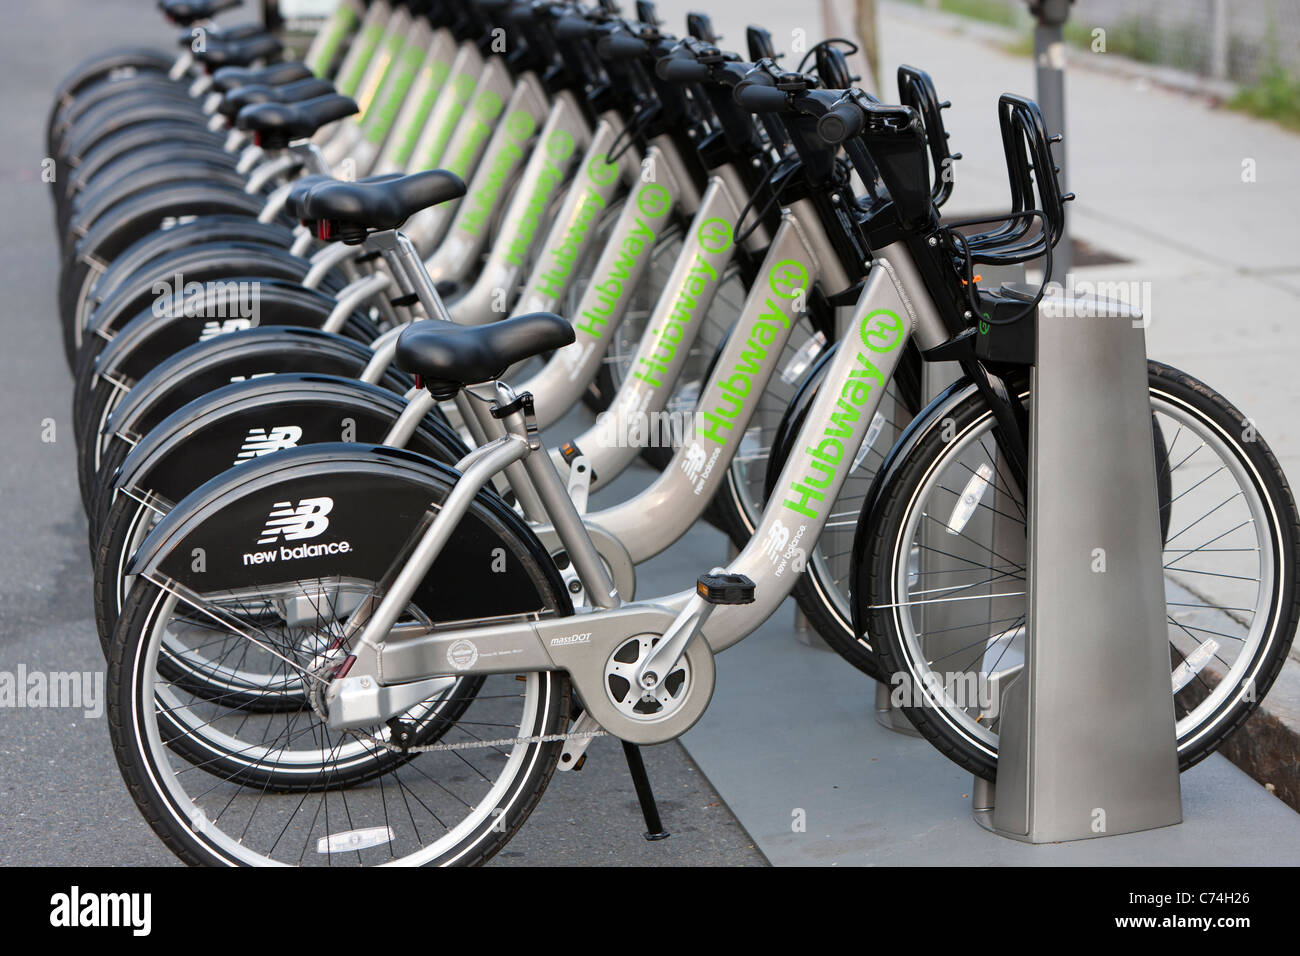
[{"x1": 972, "y1": 287, "x2": 1182, "y2": 843}]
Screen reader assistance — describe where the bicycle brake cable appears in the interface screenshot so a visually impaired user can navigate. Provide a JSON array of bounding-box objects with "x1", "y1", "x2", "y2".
[{"x1": 733, "y1": 152, "x2": 803, "y2": 245}]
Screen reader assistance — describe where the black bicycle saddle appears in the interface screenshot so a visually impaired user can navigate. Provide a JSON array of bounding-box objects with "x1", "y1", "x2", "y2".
[
  {"x1": 299, "y1": 169, "x2": 467, "y2": 235},
  {"x1": 396, "y1": 314, "x2": 575, "y2": 395}
]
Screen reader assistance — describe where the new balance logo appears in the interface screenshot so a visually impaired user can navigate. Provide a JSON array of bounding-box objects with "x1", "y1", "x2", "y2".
[
  {"x1": 234, "y1": 426, "x2": 302, "y2": 464},
  {"x1": 681, "y1": 442, "x2": 707, "y2": 481},
  {"x1": 199, "y1": 318, "x2": 253, "y2": 341},
  {"x1": 761, "y1": 521, "x2": 790, "y2": 562},
  {"x1": 257, "y1": 497, "x2": 333, "y2": 544}
]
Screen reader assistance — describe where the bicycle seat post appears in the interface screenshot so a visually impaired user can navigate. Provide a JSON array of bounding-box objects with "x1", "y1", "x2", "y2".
[
  {"x1": 367, "y1": 229, "x2": 455, "y2": 324},
  {"x1": 496, "y1": 383, "x2": 623, "y2": 611}
]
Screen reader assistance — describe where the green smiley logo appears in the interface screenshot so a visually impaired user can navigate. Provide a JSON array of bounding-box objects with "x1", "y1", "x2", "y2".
[
  {"x1": 586, "y1": 154, "x2": 619, "y2": 187},
  {"x1": 860, "y1": 309, "x2": 904, "y2": 352},
  {"x1": 546, "y1": 129, "x2": 576, "y2": 162},
  {"x1": 503, "y1": 110, "x2": 534, "y2": 140},
  {"x1": 697, "y1": 218, "x2": 733, "y2": 255},
  {"x1": 768, "y1": 259, "x2": 809, "y2": 299},
  {"x1": 636, "y1": 182, "x2": 671, "y2": 219},
  {"x1": 474, "y1": 90, "x2": 504, "y2": 121}
]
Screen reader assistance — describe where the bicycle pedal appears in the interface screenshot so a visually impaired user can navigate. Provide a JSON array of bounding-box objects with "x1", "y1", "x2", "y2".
[{"x1": 696, "y1": 572, "x2": 756, "y2": 605}]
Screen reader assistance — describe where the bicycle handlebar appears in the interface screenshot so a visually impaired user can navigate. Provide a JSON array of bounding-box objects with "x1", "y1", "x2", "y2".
[{"x1": 816, "y1": 100, "x2": 864, "y2": 144}]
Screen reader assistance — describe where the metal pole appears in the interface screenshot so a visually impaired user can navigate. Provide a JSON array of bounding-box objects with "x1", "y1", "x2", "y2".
[
  {"x1": 1210, "y1": 0, "x2": 1229, "y2": 81},
  {"x1": 1030, "y1": 0, "x2": 1072, "y2": 279}
]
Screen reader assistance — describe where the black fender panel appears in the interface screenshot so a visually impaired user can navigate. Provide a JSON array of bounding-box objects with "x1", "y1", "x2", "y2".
[
  {"x1": 128, "y1": 443, "x2": 572, "y2": 625},
  {"x1": 67, "y1": 121, "x2": 228, "y2": 197},
  {"x1": 86, "y1": 220, "x2": 296, "y2": 311},
  {"x1": 49, "y1": 47, "x2": 175, "y2": 119},
  {"x1": 65, "y1": 120, "x2": 227, "y2": 184},
  {"x1": 116, "y1": 374, "x2": 469, "y2": 507},
  {"x1": 69, "y1": 163, "x2": 251, "y2": 238},
  {"x1": 92, "y1": 279, "x2": 377, "y2": 387},
  {"x1": 60, "y1": 100, "x2": 210, "y2": 165},
  {"x1": 53, "y1": 76, "x2": 192, "y2": 147},
  {"x1": 107, "y1": 327, "x2": 411, "y2": 442},
  {"x1": 68, "y1": 141, "x2": 237, "y2": 202},
  {"x1": 73, "y1": 181, "x2": 267, "y2": 265},
  {"x1": 87, "y1": 243, "x2": 337, "y2": 339},
  {"x1": 57, "y1": 87, "x2": 203, "y2": 160}
]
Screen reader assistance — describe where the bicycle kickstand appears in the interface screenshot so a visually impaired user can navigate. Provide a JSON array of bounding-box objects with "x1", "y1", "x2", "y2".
[{"x1": 621, "y1": 741, "x2": 670, "y2": 841}]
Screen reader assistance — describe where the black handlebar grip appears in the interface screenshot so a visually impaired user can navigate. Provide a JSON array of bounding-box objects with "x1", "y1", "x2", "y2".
[
  {"x1": 656, "y1": 56, "x2": 711, "y2": 82},
  {"x1": 817, "y1": 101, "x2": 865, "y2": 144},
  {"x1": 734, "y1": 84, "x2": 790, "y2": 113},
  {"x1": 505, "y1": 2, "x2": 536, "y2": 23},
  {"x1": 598, "y1": 32, "x2": 650, "y2": 59},
  {"x1": 553, "y1": 15, "x2": 597, "y2": 40}
]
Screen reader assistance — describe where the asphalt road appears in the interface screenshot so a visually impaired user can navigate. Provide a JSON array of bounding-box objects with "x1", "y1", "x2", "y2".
[{"x1": 0, "y1": 0, "x2": 764, "y2": 867}]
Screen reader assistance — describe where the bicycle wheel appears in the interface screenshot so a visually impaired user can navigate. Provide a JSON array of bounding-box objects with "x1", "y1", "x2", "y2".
[
  {"x1": 108, "y1": 476, "x2": 573, "y2": 865},
  {"x1": 859, "y1": 361, "x2": 1299, "y2": 779}
]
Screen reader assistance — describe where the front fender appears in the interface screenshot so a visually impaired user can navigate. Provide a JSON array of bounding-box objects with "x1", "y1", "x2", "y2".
[{"x1": 128, "y1": 443, "x2": 572, "y2": 625}]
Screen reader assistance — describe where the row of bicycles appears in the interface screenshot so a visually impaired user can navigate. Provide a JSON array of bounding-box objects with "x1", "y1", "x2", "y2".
[{"x1": 52, "y1": 0, "x2": 1298, "y2": 865}]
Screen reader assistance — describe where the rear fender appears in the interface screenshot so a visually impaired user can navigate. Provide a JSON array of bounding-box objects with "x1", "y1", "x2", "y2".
[
  {"x1": 67, "y1": 121, "x2": 227, "y2": 186},
  {"x1": 51, "y1": 47, "x2": 176, "y2": 111},
  {"x1": 69, "y1": 140, "x2": 236, "y2": 199},
  {"x1": 86, "y1": 218, "x2": 295, "y2": 308},
  {"x1": 127, "y1": 443, "x2": 572, "y2": 625},
  {"x1": 106, "y1": 327, "x2": 410, "y2": 442},
  {"x1": 73, "y1": 182, "x2": 267, "y2": 266},
  {"x1": 71, "y1": 162, "x2": 251, "y2": 235},
  {"x1": 88, "y1": 235, "x2": 315, "y2": 328},
  {"x1": 92, "y1": 279, "x2": 377, "y2": 388},
  {"x1": 61, "y1": 101, "x2": 216, "y2": 164},
  {"x1": 115, "y1": 374, "x2": 467, "y2": 508}
]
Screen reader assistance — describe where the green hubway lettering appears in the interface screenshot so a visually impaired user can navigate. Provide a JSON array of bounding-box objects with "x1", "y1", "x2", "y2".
[
  {"x1": 781, "y1": 308, "x2": 903, "y2": 520},
  {"x1": 546, "y1": 129, "x2": 576, "y2": 162},
  {"x1": 696, "y1": 259, "x2": 808, "y2": 447},
  {"x1": 861, "y1": 309, "x2": 904, "y2": 352},
  {"x1": 503, "y1": 110, "x2": 535, "y2": 140}
]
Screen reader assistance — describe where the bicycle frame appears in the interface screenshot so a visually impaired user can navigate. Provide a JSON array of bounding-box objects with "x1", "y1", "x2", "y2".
[
  {"x1": 510, "y1": 135, "x2": 697, "y2": 428},
  {"x1": 418, "y1": 69, "x2": 550, "y2": 274},
  {"x1": 539, "y1": 161, "x2": 761, "y2": 449},
  {"x1": 444, "y1": 89, "x2": 593, "y2": 323},
  {"x1": 319, "y1": 240, "x2": 952, "y2": 743}
]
